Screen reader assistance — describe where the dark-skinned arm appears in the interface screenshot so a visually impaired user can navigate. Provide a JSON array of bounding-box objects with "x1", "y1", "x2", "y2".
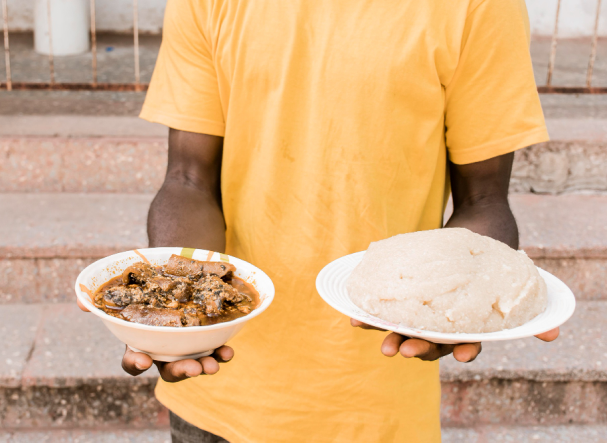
[
  {"x1": 78, "y1": 129, "x2": 233, "y2": 382},
  {"x1": 352, "y1": 152, "x2": 559, "y2": 362}
]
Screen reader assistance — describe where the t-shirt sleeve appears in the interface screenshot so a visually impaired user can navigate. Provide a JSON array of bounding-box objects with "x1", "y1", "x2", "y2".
[
  {"x1": 444, "y1": 0, "x2": 548, "y2": 165},
  {"x1": 139, "y1": 0, "x2": 225, "y2": 136}
]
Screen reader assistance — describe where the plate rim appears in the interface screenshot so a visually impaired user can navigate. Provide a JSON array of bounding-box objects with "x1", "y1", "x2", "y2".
[{"x1": 316, "y1": 251, "x2": 576, "y2": 344}]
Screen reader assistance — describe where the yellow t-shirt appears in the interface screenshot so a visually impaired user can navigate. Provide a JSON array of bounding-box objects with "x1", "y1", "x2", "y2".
[{"x1": 140, "y1": 0, "x2": 548, "y2": 441}]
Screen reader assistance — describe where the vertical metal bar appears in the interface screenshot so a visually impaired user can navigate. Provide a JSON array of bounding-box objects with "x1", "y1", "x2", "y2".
[
  {"x1": 46, "y1": 0, "x2": 55, "y2": 84},
  {"x1": 1, "y1": 0, "x2": 11, "y2": 90},
  {"x1": 587, "y1": 0, "x2": 602, "y2": 88},
  {"x1": 133, "y1": 0, "x2": 141, "y2": 91},
  {"x1": 546, "y1": 0, "x2": 562, "y2": 87},
  {"x1": 90, "y1": 0, "x2": 97, "y2": 86}
]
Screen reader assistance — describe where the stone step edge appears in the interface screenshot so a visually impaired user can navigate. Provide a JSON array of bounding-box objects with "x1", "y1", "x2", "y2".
[
  {"x1": 4, "y1": 367, "x2": 605, "y2": 389},
  {"x1": 1, "y1": 425, "x2": 605, "y2": 442},
  {"x1": 0, "y1": 426, "x2": 170, "y2": 434},
  {"x1": 1, "y1": 115, "x2": 607, "y2": 141},
  {"x1": 5, "y1": 247, "x2": 606, "y2": 260},
  {"x1": 441, "y1": 424, "x2": 607, "y2": 442},
  {"x1": 0, "y1": 116, "x2": 168, "y2": 138},
  {"x1": 440, "y1": 368, "x2": 607, "y2": 383}
]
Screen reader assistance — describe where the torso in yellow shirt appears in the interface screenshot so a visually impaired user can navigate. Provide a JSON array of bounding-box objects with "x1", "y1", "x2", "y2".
[{"x1": 140, "y1": 0, "x2": 546, "y2": 441}]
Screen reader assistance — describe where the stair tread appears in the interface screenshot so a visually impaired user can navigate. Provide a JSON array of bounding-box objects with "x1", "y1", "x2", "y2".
[
  {"x1": 2, "y1": 193, "x2": 606, "y2": 259},
  {"x1": 0, "y1": 193, "x2": 152, "y2": 259},
  {"x1": 0, "y1": 429, "x2": 170, "y2": 443},
  {"x1": 442, "y1": 424, "x2": 607, "y2": 442},
  {"x1": 1, "y1": 425, "x2": 605, "y2": 442}
]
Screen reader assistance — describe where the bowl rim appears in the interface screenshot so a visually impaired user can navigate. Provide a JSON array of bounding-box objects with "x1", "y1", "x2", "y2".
[{"x1": 75, "y1": 247, "x2": 275, "y2": 333}]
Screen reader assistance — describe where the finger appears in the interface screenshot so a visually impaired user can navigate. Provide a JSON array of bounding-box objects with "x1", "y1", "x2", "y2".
[
  {"x1": 212, "y1": 346, "x2": 234, "y2": 362},
  {"x1": 77, "y1": 298, "x2": 90, "y2": 312},
  {"x1": 453, "y1": 343, "x2": 482, "y2": 363},
  {"x1": 535, "y1": 328, "x2": 559, "y2": 342},
  {"x1": 350, "y1": 318, "x2": 386, "y2": 331},
  {"x1": 199, "y1": 356, "x2": 220, "y2": 375},
  {"x1": 157, "y1": 359, "x2": 203, "y2": 383},
  {"x1": 400, "y1": 339, "x2": 443, "y2": 361},
  {"x1": 121, "y1": 346, "x2": 153, "y2": 376},
  {"x1": 381, "y1": 333, "x2": 406, "y2": 357}
]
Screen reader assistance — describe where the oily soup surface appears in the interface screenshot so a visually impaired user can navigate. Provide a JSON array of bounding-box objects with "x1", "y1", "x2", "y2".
[
  {"x1": 93, "y1": 255, "x2": 260, "y2": 327},
  {"x1": 346, "y1": 228, "x2": 548, "y2": 333}
]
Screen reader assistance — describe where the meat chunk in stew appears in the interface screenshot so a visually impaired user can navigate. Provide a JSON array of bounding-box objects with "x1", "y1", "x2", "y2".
[
  {"x1": 192, "y1": 275, "x2": 244, "y2": 316},
  {"x1": 102, "y1": 285, "x2": 147, "y2": 307},
  {"x1": 122, "y1": 262, "x2": 159, "y2": 285},
  {"x1": 121, "y1": 304, "x2": 183, "y2": 327},
  {"x1": 183, "y1": 306, "x2": 201, "y2": 326},
  {"x1": 165, "y1": 255, "x2": 236, "y2": 279}
]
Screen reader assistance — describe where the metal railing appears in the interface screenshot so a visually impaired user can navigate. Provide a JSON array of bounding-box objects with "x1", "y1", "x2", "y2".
[
  {"x1": 539, "y1": 0, "x2": 605, "y2": 93},
  {"x1": 0, "y1": 0, "x2": 145, "y2": 91},
  {"x1": 0, "y1": 0, "x2": 605, "y2": 93}
]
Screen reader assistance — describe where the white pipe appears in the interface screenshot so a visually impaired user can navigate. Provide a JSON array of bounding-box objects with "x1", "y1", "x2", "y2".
[{"x1": 34, "y1": 0, "x2": 90, "y2": 56}]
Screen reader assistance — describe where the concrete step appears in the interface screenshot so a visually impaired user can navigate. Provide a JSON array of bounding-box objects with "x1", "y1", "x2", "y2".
[
  {"x1": 0, "y1": 303, "x2": 165, "y2": 430},
  {"x1": 1, "y1": 426, "x2": 605, "y2": 443},
  {"x1": 0, "y1": 430, "x2": 170, "y2": 443},
  {"x1": 0, "y1": 301, "x2": 604, "y2": 429},
  {"x1": 1, "y1": 193, "x2": 605, "y2": 304},
  {"x1": 440, "y1": 300, "x2": 607, "y2": 426},
  {"x1": 1, "y1": 119, "x2": 606, "y2": 195},
  {"x1": 442, "y1": 424, "x2": 607, "y2": 442},
  {"x1": 0, "y1": 193, "x2": 150, "y2": 304},
  {"x1": 0, "y1": 134, "x2": 167, "y2": 194},
  {"x1": 1, "y1": 95, "x2": 607, "y2": 195}
]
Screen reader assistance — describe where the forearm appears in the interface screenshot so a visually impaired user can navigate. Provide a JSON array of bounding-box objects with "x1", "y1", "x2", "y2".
[
  {"x1": 445, "y1": 152, "x2": 518, "y2": 249},
  {"x1": 147, "y1": 179, "x2": 226, "y2": 252},
  {"x1": 444, "y1": 197, "x2": 518, "y2": 249}
]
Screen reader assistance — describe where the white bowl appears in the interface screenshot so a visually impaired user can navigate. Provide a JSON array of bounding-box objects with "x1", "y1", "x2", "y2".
[
  {"x1": 316, "y1": 251, "x2": 576, "y2": 344},
  {"x1": 75, "y1": 247, "x2": 275, "y2": 361}
]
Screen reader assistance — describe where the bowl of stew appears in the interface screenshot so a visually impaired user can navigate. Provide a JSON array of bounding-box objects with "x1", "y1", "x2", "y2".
[{"x1": 75, "y1": 247, "x2": 275, "y2": 362}]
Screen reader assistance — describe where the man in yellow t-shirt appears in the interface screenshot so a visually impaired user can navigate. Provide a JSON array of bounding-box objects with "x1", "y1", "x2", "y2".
[{"x1": 79, "y1": 0, "x2": 560, "y2": 441}]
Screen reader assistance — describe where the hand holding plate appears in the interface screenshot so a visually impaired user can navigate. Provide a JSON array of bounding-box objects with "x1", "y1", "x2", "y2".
[
  {"x1": 351, "y1": 319, "x2": 559, "y2": 363},
  {"x1": 121, "y1": 345, "x2": 234, "y2": 382}
]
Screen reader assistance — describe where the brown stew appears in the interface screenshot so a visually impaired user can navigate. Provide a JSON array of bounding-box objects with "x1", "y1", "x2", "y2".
[{"x1": 93, "y1": 254, "x2": 260, "y2": 327}]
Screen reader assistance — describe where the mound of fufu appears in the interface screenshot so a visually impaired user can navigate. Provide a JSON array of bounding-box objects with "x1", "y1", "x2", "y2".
[{"x1": 346, "y1": 228, "x2": 547, "y2": 333}]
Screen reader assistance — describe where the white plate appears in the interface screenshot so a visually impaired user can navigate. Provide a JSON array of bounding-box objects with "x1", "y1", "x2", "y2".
[{"x1": 316, "y1": 251, "x2": 576, "y2": 344}]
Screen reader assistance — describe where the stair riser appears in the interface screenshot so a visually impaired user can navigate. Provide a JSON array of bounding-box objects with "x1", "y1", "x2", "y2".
[
  {"x1": 1, "y1": 258, "x2": 96, "y2": 304},
  {"x1": 535, "y1": 258, "x2": 607, "y2": 301},
  {"x1": 441, "y1": 379, "x2": 607, "y2": 426},
  {"x1": 2, "y1": 380, "x2": 603, "y2": 429},
  {"x1": 512, "y1": 141, "x2": 607, "y2": 194},
  {"x1": 0, "y1": 384, "x2": 168, "y2": 430},
  {"x1": 2, "y1": 137, "x2": 607, "y2": 194},
  {"x1": 2, "y1": 257, "x2": 604, "y2": 304},
  {"x1": 0, "y1": 137, "x2": 166, "y2": 194}
]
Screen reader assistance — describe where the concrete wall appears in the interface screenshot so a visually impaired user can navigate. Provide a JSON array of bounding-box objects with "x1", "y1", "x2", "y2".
[
  {"x1": 4, "y1": 0, "x2": 167, "y2": 34},
  {"x1": 528, "y1": 0, "x2": 607, "y2": 37},
  {"x1": 3, "y1": 0, "x2": 607, "y2": 37}
]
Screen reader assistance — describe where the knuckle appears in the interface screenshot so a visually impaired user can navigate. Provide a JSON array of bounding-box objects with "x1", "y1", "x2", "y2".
[
  {"x1": 121, "y1": 362, "x2": 137, "y2": 376},
  {"x1": 160, "y1": 370, "x2": 182, "y2": 383}
]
